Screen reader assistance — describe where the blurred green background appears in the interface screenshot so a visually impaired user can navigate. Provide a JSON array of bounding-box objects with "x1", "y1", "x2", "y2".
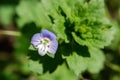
[{"x1": 0, "y1": 0, "x2": 120, "y2": 80}]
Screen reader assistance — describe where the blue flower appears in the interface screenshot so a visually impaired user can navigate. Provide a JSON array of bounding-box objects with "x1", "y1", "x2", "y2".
[{"x1": 31, "y1": 30, "x2": 58, "y2": 56}]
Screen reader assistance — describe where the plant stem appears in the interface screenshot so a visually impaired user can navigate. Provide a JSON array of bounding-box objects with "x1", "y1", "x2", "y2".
[
  {"x1": 105, "y1": 62, "x2": 120, "y2": 72},
  {"x1": 0, "y1": 30, "x2": 21, "y2": 36}
]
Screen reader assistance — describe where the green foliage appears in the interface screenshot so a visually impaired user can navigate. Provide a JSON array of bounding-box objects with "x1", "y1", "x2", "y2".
[
  {"x1": 0, "y1": 5, "x2": 15, "y2": 26},
  {"x1": 15, "y1": 0, "x2": 116, "y2": 79},
  {"x1": 16, "y1": 0, "x2": 68, "y2": 42},
  {"x1": 66, "y1": 47, "x2": 105, "y2": 75},
  {"x1": 0, "y1": 0, "x2": 119, "y2": 80}
]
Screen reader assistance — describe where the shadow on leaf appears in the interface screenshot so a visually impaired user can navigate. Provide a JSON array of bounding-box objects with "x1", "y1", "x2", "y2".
[
  {"x1": 61, "y1": 40, "x2": 90, "y2": 58},
  {"x1": 28, "y1": 48, "x2": 64, "y2": 73}
]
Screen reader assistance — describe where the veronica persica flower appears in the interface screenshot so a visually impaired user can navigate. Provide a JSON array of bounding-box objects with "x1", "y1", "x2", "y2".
[{"x1": 31, "y1": 30, "x2": 58, "y2": 56}]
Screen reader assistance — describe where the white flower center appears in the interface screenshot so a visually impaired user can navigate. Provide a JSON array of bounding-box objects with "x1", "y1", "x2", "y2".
[{"x1": 37, "y1": 38, "x2": 51, "y2": 56}]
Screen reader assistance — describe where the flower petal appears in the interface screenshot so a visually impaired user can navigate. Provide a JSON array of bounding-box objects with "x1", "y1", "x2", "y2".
[
  {"x1": 31, "y1": 33, "x2": 43, "y2": 48},
  {"x1": 38, "y1": 45, "x2": 48, "y2": 56},
  {"x1": 48, "y1": 40, "x2": 58, "y2": 54},
  {"x1": 30, "y1": 30, "x2": 58, "y2": 56},
  {"x1": 41, "y1": 30, "x2": 56, "y2": 41}
]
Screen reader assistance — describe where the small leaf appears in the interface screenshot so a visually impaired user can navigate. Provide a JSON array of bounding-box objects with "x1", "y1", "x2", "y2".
[
  {"x1": 46, "y1": 53, "x2": 55, "y2": 58},
  {"x1": 28, "y1": 60, "x2": 43, "y2": 74},
  {"x1": 66, "y1": 52, "x2": 88, "y2": 76},
  {"x1": 29, "y1": 45, "x2": 37, "y2": 51},
  {"x1": 87, "y1": 47, "x2": 105, "y2": 73}
]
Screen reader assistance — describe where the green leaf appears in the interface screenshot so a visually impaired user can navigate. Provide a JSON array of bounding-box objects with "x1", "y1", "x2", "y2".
[
  {"x1": 0, "y1": 5, "x2": 15, "y2": 26},
  {"x1": 66, "y1": 52, "x2": 88, "y2": 76},
  {"x1": 72, "y1": 32, "x2": 87, "y2": 46},
  {"x1": 41, "y1": 0, "x2": 59, "y2": 17},
  {"x1": 16, "y1": 0, "x2": 51, "y2": 29},
  {"x1": 29, "y1": 45, "x2": 37, "y2": 51},
  {"x1": 71, "y1": 0, "x2": 115, "y2": 48},
  {"x1": 56, "y1": 0, "x2": 72, "y2": 19},
  {"x1": 28, "y1": 60, "x2": 43, "y2": 74},
  {"x1": 46, "y1": 53, "x2": 55, "y2": 58},
  {"x1": 52, "y1": 17, "x2": 69, "y2": 43},
  {"x1": 109, "y1": 23, "x2": 120, "y2": 49},
  {"x1": 39, "y1": 63, "x2": 76, "y2": 80},
  {"x1": 72, "y1": 24, "x2": 115, "y2": 48},
  {"x1": 34, "y1": 2, "x2": 51, "y2": 29},
  {"x1": 66, "y1": 47, "x2": 105, "y2": 75},
  {"x1": 87, "y1": 47, "x2": 105, "y2": 73},
  {"x1": 16, "y1": 0, "x2": 36, "y2": 26},
  {"x1": 87, "y1": 0, "x2": 105, "y2": 19}
]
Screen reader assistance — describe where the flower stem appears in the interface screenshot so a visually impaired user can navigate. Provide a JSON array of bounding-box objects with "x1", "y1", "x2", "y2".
[{"x1": 0, "y1": 30, "x2": 21, "y2": 36}]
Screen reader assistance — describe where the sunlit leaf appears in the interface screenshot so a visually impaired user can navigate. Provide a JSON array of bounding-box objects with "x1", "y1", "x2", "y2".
[
  {"x1": 66, "y1": 52, "x2": 88, "y2": 75},
  {"x1": 28, "y1": 60, "x2": 43, "y2": 74}
]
